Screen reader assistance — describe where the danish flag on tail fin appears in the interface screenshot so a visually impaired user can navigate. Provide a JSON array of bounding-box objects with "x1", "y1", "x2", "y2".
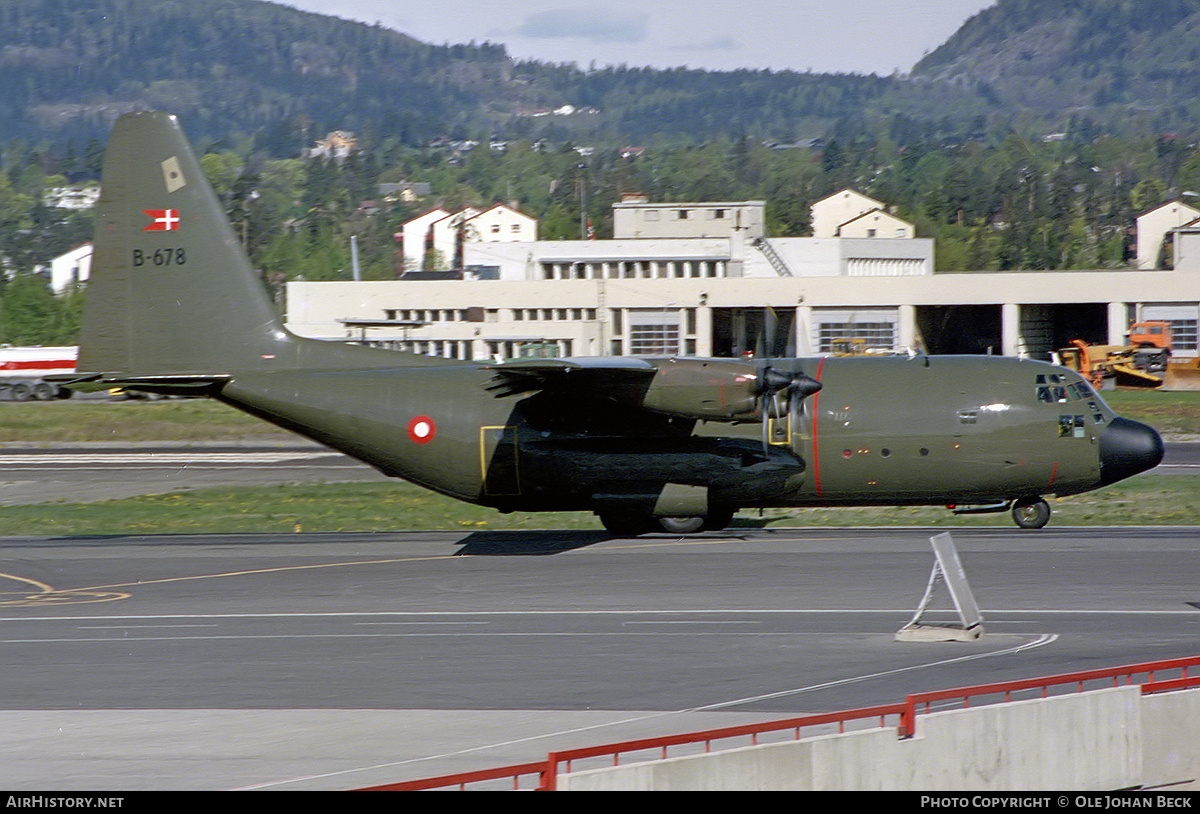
[{"x1": 142, "y1": 209, "x2": 180, "y2": 231}]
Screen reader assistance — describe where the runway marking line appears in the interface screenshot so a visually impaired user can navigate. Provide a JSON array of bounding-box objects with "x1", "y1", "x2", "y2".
[{"x1": 238, "y1": 631, "x2": 1060, "y2": 790}]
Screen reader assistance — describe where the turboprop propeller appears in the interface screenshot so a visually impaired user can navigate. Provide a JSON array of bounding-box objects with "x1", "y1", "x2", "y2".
[{"x1": 753, "y1": 307, "x2": 821, "y2": 453}]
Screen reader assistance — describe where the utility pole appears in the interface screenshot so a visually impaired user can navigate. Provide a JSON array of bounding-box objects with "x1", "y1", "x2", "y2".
[{"x1": 578, "y1": 163, "x2": 587, "y2": 240}]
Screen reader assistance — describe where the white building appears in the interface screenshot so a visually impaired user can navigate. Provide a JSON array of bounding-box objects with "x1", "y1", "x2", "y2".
[
  {"x1": 837, "y1": 209, "x2": 915, "y2": 239},
  {"x1": 43, "y1": 186, "x2": 100, "y2": 210},
  {"x1": 402, "y1": 204, "x2": 538, "y2": 271},
  {"x1": 458, "y1": 204, "x2": 538, "y2": 246},
  {"x1": 49, "y1": 244, "x2": 92, "y2": 292},
  {"x1": 612, "y1": 199, "x2": 765, "y2": 240},
  {"x1": 400, "y1": 208, "x2": 450, "y2": 271},
  {"x1": 1137, "y1": 200, "x2": 1200, "y2": 269},
  {"x1": 811, "y1": 189, "x2": 892, "y2": 238},
  {"x1": 285, "y1": 191, "x2": 1200, "y2": 365}
]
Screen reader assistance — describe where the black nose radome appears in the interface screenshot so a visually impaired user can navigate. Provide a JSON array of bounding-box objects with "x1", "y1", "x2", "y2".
[{"x1": 1099, "y1": 417, "x2": 1164, "y2": 485}]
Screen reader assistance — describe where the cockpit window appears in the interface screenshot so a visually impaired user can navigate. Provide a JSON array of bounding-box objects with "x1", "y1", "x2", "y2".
[
  {"x1": 1036, "y1": 374, "x2": 1110, "y2": 422},
  {"x1": 1036, "y1": 384, "x2": 1069, "y2": 403}
]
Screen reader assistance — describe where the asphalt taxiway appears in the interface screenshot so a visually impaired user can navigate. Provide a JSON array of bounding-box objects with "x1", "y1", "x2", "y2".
[{"x1": 0, "y1": 526, "x2": 1196, "y2": 789}]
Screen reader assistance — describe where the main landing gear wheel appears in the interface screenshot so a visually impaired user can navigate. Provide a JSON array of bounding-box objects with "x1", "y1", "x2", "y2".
[
  {"x1": 1012, "y1": 498, "x2": 1050, "y2": 529},
  {"x1": 656, "y1": 516, "x2": 705, "y2": 534}
]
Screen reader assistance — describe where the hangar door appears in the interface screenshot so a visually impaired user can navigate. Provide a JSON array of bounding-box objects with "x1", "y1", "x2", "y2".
[{"x1": 1142, "y1": 303, "x2": 1200, "y2": 358}]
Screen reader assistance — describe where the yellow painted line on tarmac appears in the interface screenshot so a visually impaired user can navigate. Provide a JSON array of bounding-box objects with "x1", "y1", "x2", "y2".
[
  {"x1": 0, "y1": 571, "x2": 131, "y2": 607},
  {"x1": 68, "y1": 554, "x2": 463, "y2": 595},
  {"x1": 0, "y1": 531, "x2": 790, "y2": 607},
  {"x1": 0, "y1": 554, "x2": 459, "y2": 607}
]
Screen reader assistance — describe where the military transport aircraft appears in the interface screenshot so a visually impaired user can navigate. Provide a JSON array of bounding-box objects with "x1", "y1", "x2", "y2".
[{"x1": 50, "y1": 112, "x2": 1164, "y2": 533}]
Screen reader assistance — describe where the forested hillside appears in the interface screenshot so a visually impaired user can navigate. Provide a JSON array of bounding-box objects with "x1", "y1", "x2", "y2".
[
  {"x1": 3, "y1": 0, "x2": 1198, "y2": 147},
  {"x1": 2, "y1": 0, "x2": 1200, "y2": 346},
  {"x1": 914, "y1": 0, "x2": 1200, "y2": 120},
  {"x1": 0, "y1": 0, "x2": 987, "y2": 146},
  {"x1": 0, "y1": 0, "x2": 514, "y2": 146}
]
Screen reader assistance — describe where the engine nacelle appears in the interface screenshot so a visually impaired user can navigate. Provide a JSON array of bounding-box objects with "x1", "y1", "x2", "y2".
[{"x1": 639, "y1": 358, "x2": 761, "y2": 421}]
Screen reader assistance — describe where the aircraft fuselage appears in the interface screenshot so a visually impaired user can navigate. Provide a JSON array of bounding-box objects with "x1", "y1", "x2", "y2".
[{"x1": 216, "y1": 353, "x2": 1156, "y2": 517}]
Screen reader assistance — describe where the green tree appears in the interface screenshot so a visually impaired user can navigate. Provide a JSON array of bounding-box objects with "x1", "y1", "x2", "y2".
[{"x1": 0, "y1": 273, "x2": 78, "y2": 345}]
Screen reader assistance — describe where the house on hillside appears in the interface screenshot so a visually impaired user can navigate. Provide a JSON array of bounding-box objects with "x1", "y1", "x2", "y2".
[
  {"x1": 1137, "y1": 199, "x2": 1200, "y2": 269},
  {"x1": 401, "y1": 205, "x2": 538, "y2": 271},
  {"x1": 809, "y1": 189, "x2": 915, "y2": 238},
  {"x1": 48, "y1": 244, "x2": 92, "y2": 292},
  {"x1": 307, "y1": 131, "x2": 358, "y2": 161}
]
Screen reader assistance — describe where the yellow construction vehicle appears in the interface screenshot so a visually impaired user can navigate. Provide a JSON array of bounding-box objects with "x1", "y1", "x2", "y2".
[{"x1": 1058, "y1": 322, "x2": 1172, "y2": 389}]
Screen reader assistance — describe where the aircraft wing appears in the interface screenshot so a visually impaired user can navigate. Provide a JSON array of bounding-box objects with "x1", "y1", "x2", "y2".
[{"x1": 484, "y1": 357, "x2": 656, "y2": 397}]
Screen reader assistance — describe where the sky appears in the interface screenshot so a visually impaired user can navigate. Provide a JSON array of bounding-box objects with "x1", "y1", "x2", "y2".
[{"x1": 282, "y1": 0, "x2": 998, "y2": 75}]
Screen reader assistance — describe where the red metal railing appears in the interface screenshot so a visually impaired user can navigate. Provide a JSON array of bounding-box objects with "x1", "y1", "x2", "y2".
[
  {"x1": 539, "y1": 703, "x2": 904, "y2": 791},
  {"x1": 361, "y1": 760, "x2": 550, "y2": 791},
  {"x1": 357, "y1": 654, "x2": 1200, "y2": 791},
  {"x1": 899, "y1": 654, "x2": 1200, "y2": 737}
]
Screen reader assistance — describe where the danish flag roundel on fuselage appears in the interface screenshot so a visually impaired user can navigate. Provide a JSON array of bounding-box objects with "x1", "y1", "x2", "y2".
[{"x1": 407, "y1": 415, "x2": 437, "y2": 444}]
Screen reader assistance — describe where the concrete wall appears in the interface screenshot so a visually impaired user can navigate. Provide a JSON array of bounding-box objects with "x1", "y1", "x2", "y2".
[
  {"x1": 1142, "y1": 687, "x2": 1200, "y2": 789},
  {"x1": 560, "y1": 686, "x2": 1200, "y2": 791}
]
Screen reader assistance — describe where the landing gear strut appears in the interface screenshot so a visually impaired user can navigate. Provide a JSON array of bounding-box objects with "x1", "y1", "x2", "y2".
[{"x1": 1011, "y1": 497, "x2": 1050, "y2": 529}]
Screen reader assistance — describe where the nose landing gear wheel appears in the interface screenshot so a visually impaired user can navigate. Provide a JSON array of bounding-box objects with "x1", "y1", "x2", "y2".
[{"x1": 1012, "y1": 498, "x2": 1050, "y2": 529}]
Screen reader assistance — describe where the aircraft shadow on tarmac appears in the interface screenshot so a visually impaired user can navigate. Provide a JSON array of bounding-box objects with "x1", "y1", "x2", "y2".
[
  {"x1": 452, "y1": 518, "x2": 774, "y2": 555},
  {"x1": 454, "y1": 530, "x2": 620, "y2": 555}
]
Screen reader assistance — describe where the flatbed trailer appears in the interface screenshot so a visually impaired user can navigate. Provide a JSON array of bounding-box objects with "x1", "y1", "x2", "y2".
[{"x1": 0, "y1": 346, "x2": 77, "y2": 400}]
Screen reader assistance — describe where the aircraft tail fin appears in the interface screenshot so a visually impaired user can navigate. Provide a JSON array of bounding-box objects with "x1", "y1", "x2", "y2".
[{"x1": 79, "y1": 111, "x2": 300, "y2": 375}]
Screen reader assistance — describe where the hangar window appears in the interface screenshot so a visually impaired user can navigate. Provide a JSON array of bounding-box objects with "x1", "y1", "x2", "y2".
[
  {"x1": 628, "y1": 308, "x2": 682, "y2": 356},
  {"x1": 817, "y1": 322, "x2": 895, "y2": 353},
  {"x1": 1171, "y1": 319, "x2": 1198, "y2": 351}
]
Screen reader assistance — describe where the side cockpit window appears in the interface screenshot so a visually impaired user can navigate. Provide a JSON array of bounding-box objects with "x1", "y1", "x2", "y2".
[{"x1": 1058, "y1": 414, "x2": 1086, "y2": 438}]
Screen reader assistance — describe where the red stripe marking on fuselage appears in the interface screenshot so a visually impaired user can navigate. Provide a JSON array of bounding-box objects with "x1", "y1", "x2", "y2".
[
  {"x1": 1048, "y1": 461, "x2": 1058, "y2": 487},
  {"x1": 0, "y1": 360, "x2": 75, "y2": 371},
  {"x1": 812, "y1": 357, "x2": 826, "y2": 503}
]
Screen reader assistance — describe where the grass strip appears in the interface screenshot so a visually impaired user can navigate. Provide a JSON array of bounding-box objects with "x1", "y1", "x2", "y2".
[{"x1": 0, "y1": 474, "x2": 1192, "y2": 537}]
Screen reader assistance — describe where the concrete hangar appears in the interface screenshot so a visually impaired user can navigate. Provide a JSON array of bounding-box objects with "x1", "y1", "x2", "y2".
[{"x1": 284, "y1": 190, "x2": 1200, "y2": 365}]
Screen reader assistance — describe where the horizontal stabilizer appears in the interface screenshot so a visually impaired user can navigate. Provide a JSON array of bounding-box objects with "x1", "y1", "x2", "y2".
[{"x1": 45, "y1": 372, "x2": 230, "y2": 396}]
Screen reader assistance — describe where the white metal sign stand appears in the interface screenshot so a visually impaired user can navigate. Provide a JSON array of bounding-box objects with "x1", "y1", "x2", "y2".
[{"x1": 895, "y1": 532, "x2": 985, "y2": 642}]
